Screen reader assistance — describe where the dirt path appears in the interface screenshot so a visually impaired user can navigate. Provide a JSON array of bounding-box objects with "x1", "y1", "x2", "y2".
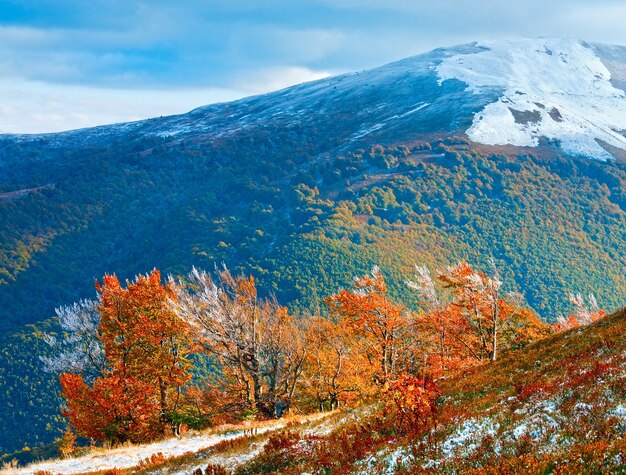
[{"x1": 3, "y1": 415, "x2": 330, "y2": 475}]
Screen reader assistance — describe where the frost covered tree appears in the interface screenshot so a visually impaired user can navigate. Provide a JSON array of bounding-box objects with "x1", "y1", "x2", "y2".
[
  {"x1": 173, "y1": 266, "x2": 306, "y2": 418},
  {"x1": 439, "y1": 260, "x2": 506, "y2": 362},
  {"x1": 554, "y1": 293, "x2": 605, "y2": 331},
  {"x1": 409, "y1": 260, "x2": 547, "y2": 370},
  {"x1": 41, "y1": 299, "x2": 104, "y2": 381},
  {"x1": 406, "y1": 265, "x2": 455, "y2": 375}
]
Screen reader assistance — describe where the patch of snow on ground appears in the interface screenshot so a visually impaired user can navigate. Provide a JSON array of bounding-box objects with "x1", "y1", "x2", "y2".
[
  {"x1": 437, "y1": 38, "x2": 626, "y2": 160},
  {"x1": 441, "y1": 417, "x2": 498, "y2": 458},
  {"x1": 303, "y1": 407, "x2": 367, "y2": 437},
  {"x1": 353, "y1": 445, "x2": 412, "y2": 475},
  {"x1": 4, "y1": 420, "x2": 305, "y2": 475},
  {"x1": 612, "y1": 404, "x2": 626, "y2": 419},
  {"x1": 5, "y1": 430, "x2": 248, "y2": 475},
  {"x1": 508, "y1": 399, "x2": 562, "y2": 443},
  {"x1": 384, "y1": 446, "x2": 409, "y2": 473},
  {"x1": 5, "y1": 413, "x2": 334, "y2": 475},
  {"x1": 170, "y1": 441, "x2": 265, "y2": 475},
  {"x1": 351, "y1": 102, "x2": 430, "y2": 140},
  {"x1": 613, "y1": 405, "x2": 626, "y2": 432}
]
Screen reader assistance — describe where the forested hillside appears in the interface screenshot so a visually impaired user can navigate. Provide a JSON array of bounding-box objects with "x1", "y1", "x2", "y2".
[
  {"x1": 2, "y1": 136, "x2": 626, "y2": 455},
  {"x1": 3, "y1": 138, "x2": 626, "y2": 330}
]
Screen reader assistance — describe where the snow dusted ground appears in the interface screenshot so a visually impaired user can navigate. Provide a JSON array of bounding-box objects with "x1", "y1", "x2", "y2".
[
  {"x1": 437, "y1": 38, "x2": 626, "y2": 160},
  {"x1": 3, "y1": 413, "x2": 332, "y2": 475},
  {"x1": 4, "y1": 430, "x2": 249, "y2": 475}
]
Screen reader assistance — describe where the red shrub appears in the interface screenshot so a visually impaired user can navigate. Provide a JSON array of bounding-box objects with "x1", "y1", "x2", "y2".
[{"x1": 383, "y1": 375, "x2": 439, "y2": 434}]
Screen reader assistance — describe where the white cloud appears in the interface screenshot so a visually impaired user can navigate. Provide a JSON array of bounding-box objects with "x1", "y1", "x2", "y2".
[
  {"x1": 234, "y1": 66, "x2": 332, "y2": 93},
  {"x1": 0, "y1": 79, "x2": 248, "y2": 134},
  {"x1": 560, "y1": 5, "x2": 626, "y2": 44},
  {"x1": 261, "y1": 28, "x2": 346, "y2": 63}
]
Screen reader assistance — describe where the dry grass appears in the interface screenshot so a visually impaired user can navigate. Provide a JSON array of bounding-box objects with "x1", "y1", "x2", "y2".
[{"x1": 3, "y1": 412, "x2": 335, "y2": 475}]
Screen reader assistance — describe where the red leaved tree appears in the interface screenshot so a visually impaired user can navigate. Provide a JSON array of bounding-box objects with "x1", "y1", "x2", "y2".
[
  {"x1": 60, "y1": 269, "x2": 195, "y2": 444},
  {"x1": 326, "y1": 267, "x2": 409, "y2": 386},
  {"x1": 382, "y1": 374, "x2": 439, "y2": 435}
]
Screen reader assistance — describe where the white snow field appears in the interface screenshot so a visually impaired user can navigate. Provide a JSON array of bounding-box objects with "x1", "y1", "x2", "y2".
[{"x1": 437, "y1": 38, "x2": 626, "y2": 161}]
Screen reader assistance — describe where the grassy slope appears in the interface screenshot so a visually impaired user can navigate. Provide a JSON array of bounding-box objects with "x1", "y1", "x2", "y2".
[
  {"x1": 6, "y1": 310, "x2": 626, "y2": 474},
  {"x1": 416, "y1": 307, "x2": 626, "y2": 473}
]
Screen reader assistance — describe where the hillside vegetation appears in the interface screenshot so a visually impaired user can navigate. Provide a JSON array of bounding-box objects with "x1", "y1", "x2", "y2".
[
  {"x1": 3, "y1": 137, "x2": 626, "y2": 455},
  {"x1": 8, "y1": 307, "x2": 625, "y2": 475},
  {"x1": 203, "y1": 308, "x2": 626, "y2": 474},
  {"x1": 3, "y1": 139, "x2": 626, "y2": 331}
]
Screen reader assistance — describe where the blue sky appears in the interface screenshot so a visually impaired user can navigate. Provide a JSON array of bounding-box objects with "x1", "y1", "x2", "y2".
[{"x1": 1, "y1": 0, "x2": 626, "y2": 133}]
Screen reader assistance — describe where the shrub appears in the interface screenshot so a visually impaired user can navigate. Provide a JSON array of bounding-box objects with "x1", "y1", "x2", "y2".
[
  {"x1": 136, "y1": 451, "x2": 167, "y2": 469},
  {"x1": 192, "y1": 465, "x2": 229, "y2": 475},
  {"x1": 382, "y1": 375, "x2": 439, "y2": 435},
  {"x1": 241, "y1": 431, "x2": 302, "y2": 473},
  {"x1": 57, "y1": 427, "x2": 76, "y2": 458}
]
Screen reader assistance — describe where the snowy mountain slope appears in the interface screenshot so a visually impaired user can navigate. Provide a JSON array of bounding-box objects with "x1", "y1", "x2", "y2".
[
  {"x1": 1, "y1": 41, "x2": 487, "y2": 152},
  {"x1": 3, "y1": 38, "x2": 626, "y2": 161},
  {"x1": 437, "y1": 38, "x2": 626, "y2": 160}
]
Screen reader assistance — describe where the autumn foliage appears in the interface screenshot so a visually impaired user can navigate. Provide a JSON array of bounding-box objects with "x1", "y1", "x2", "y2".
[
  {"x1": 382, "y1": 375, "x2": 439, "y2": 434},
  {"x1": 409, "y1": 262, "x2": 550, "y2": 378},
  {"x1": 325, "y1": 267, "x2": 409, "y2": 385},
  {"x1": 301, "y1": 316, "x2": 371, "y2": 411},
  {"x1": 60, "y1": 270, "x2": 194, "y2": 444},
  {"x1": 51, "y1": 259, "x2": 604, "y2": 452}
]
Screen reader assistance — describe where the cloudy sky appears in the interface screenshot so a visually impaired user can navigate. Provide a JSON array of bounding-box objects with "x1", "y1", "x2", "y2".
[{"x1": 1, "y1": 0, "x2": 626, "y2": 133}]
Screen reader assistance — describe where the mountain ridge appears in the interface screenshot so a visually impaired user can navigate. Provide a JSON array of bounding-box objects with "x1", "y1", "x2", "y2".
[
  {"x1": 2, "y1": 37, "x2": 626, "y2": 456},
  {"x1": 3, "y1": 38, "x2": 626, "y2": 161}
]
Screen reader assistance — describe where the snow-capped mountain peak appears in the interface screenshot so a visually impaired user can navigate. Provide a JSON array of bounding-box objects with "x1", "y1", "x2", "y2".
[
  {"x1": 4, "y1": 38, "x2": 626, "y2": 162},
  {"x1": 437, "y1": 38, "x2": 626, "y2": 160}
]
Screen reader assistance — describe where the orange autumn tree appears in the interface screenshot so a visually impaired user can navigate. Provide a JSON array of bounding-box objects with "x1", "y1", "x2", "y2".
[
  {"x1": 302, "y1": 316, "x2": 373, "y2": 411},
  {"x1": 408, "y1": 261, "x2": 548, "y2": 376},
  {"x1": 326, "y1": 267, "x2": 409, "y2": 386},
  {"x1": 60, "y1": 269, "x2": 195, "y2": 444},
  {"x1": 438, "y1": 261, "x2": 548, "y2": 363}
]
